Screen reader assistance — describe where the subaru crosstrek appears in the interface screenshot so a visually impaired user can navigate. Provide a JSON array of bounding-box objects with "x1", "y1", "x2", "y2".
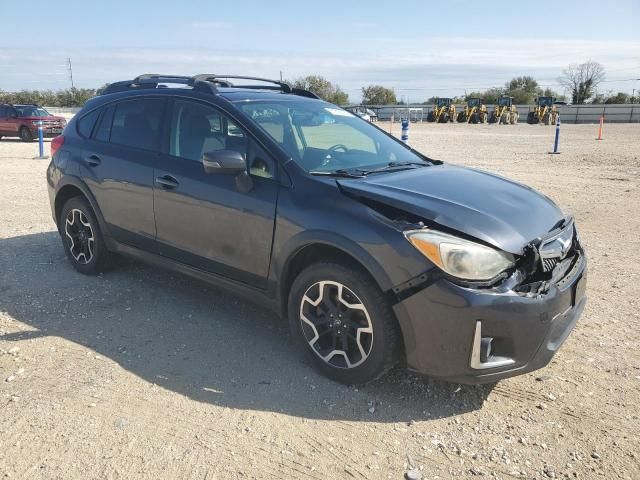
[
  {"x1": 0, "y1": 104, "x2": 67, "y2": 141},
  {"x1": 46, "y1": 74, "x2": 587, "y2": 385}
]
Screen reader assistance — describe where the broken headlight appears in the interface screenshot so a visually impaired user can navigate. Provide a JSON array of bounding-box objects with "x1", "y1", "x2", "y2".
[{"x1": 404, "y1": 229, "x2": 515, "y2": 281}]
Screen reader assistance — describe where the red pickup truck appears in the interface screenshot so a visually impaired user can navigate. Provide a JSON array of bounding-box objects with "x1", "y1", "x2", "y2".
[{"x1": 0, "y1": 104, "x2": 67, "y2": 142}]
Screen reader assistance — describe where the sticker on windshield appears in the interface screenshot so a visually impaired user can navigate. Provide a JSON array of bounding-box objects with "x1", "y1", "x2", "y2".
[{"x1": 325, "y1": 107, "x2": 354, "y2": 117}]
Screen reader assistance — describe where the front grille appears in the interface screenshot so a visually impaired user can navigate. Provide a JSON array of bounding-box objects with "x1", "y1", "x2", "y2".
[{"x1": 542, "y1": 257, "x2": 559, "y2": 272}]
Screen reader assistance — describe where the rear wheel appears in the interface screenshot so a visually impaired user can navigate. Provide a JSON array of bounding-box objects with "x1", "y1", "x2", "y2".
[
  {"x1": 457, "y1": 112, "x2": 466, "y2": 123},
  {"x1": 527, "y1": 112, "x2": 537, "y2": 124},
  {"x1": 19, "y1": 127, "x2": 33, "y2": 142},
  {"x1": 59, "y1": 196, "x2": 113, "y2": 275},
  {"x1": 439, "y1": 112, "x2": 449, "y2": 123},
  {"x1": 288, "y1": 262, "x2": 400, "y2": 384},
  {"x1": 471, "y1": 112, "x2": 479, "y2": 124},
  {"x1": 488, "y1": 113, "x2": 497, "y2": 124}
]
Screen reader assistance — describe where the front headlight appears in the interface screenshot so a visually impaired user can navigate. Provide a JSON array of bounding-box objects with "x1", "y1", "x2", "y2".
[{"x1": 404, "y1": 229, "x2": 515, "y2": 281}]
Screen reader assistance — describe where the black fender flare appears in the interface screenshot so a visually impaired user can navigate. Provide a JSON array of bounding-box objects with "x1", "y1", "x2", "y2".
[
  {"x1": 274, "y1": 229, "x2": 396, "y2": 301},
  {"x1": 54, "y1": 176, "x2": 116, "y2": 249}
]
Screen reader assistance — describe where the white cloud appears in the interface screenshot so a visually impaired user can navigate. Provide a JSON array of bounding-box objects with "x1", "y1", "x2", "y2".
[{"x1": 1, "y1": 37, "x2": 638, "y2": 99}]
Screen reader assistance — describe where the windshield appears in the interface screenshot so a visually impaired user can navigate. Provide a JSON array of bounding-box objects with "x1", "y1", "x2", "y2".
[
  {"x1": 436, "y1": 98, "x2": 450, "y2": 107},
  {"x1": 15, "y1": 106, "x2": 51, "y2": 117},
  {"x1": 538, "y1": 97, "x2": 553, "y2": 106},
  {"x1": 468, "y1": 99, "x2": 480, "y2": 107},
  {"x1": 237, "y1": 100, "x2": 428, "y2": 173},
  {"x1": 498, "y1": 97, "x2": 511, "y2": 106}
]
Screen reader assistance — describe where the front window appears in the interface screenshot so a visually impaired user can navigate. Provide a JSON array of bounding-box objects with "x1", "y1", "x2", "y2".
[
  {"x1": 15, "y1": 106, "x2": 51, "y2": 117},
  {"x1": 237, "y1": 100, "x2": 428, "y2": 173}
]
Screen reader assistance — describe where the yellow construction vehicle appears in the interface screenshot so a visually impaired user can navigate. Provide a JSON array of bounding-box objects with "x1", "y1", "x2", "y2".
[
  {"x1": 426, "y1": 98, "x2": 456, "y2": 123},
  {"x1": 527, "y1": 96, "x2": 558, "y2": 125},
  {"x1": 457, "y1": 98, "x2": 487, "y2": 123},
  {"x1": 488, "y1": 96, "x2": 519, "y2": 125}
]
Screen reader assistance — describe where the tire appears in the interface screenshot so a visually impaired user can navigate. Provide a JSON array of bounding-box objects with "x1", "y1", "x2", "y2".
[
  {"x1": 288, "y1": 261, "x2": 400, "y2": 384},
  {"x1": 471, "y1": 112, "x2": 479, "y2": 124},
  {"x1": 527, "y1": 112, "x2": 537, "y2": 124},
  {"x1": 456, "y1": 112, "x2": 466, "y2": 123},
  {"x1": 543, "y1": 113, "x2": 551, "y2": 125},
  {"x1": 510, "y1": 113, "x2": 518, "y2": 125},
  {"x1": 488, "y1": 113, "x2": 497, "y2": 124},
  {"x1": 19, "y1": 126, "x2": 33, "y2": 142},
  {"x1": 59, "y1": 196, "x2": 113, "y2": 275},
  {"x1": 439, "y1": 112, "x2": 449, "y2": 123}
]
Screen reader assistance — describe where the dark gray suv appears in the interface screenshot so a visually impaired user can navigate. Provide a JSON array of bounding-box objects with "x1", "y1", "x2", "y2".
[{"x1": 46, "y1": 74, "x2": 587, "y2": 385}]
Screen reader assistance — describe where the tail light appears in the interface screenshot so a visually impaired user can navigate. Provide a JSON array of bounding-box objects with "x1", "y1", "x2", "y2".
[{"x1": 51, "y1": 135, "x2": 65, "y2": 157}]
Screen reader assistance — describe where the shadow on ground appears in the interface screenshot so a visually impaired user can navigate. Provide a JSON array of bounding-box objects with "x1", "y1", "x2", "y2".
[{"x1": 0, "y1": 231, "x2": 493, "y2": 421}]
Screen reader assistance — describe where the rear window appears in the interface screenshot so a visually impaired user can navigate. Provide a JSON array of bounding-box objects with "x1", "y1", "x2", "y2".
[
  {"x1": 76, "y1": 109, "x2": 101, "y2": 138},
  {"x1": 109, "y1": 98, "x2": 165, "y2": 151}
]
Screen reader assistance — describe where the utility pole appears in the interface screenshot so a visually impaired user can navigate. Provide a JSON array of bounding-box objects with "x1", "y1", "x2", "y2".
[
  {"x1": 67, "y1": 58, "x2": 75, "y2": 89},
  {"x1": 279, "y1": 70, "x2": 283, "y2": 82}
]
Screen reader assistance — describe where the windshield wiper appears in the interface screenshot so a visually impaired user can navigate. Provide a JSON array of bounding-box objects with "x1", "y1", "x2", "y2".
[
  {"x1": 309, "y1": 169, "x2": 365, "y2": 178},
  {"x1": 356, "y1": 161, "x2": 429, "y2": 176}
]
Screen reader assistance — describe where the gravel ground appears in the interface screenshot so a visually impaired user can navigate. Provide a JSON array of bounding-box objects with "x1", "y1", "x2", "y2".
[{"x1": 1, "y1": 122, "x2": 639, "y2": 479}]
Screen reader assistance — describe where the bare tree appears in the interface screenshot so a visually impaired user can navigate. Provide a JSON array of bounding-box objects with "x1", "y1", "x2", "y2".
[{"x1": 559, "y1": 61, "x2": 605, "y2": 104}]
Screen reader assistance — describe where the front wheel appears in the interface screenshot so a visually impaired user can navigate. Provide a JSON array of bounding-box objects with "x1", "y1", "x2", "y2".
[{"x1": 288, "y1": 262, "x2": 400, "y2": 384}]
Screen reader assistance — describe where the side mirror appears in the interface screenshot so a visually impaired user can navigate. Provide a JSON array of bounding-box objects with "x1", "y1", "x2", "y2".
[{"x1": 202, "y1": 150, "x2": 247, "y2": 175}]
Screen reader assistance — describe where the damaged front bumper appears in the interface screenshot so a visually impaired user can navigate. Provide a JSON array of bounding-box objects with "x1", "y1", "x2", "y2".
[{"x1": 392, "y1": 250, "x2": 587, "y2": 384}]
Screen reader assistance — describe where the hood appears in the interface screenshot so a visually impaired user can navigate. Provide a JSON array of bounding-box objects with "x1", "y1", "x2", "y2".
[{"x1": 337, "y1": 164, "x2": 564, "y2": 255}]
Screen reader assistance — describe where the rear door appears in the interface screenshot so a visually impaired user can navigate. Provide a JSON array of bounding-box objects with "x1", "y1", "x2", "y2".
[
  {"x1": 78, "y1": 97, "x2": 166, "y2": 251},
  {"x1": 153, "y1": 98, "x2": 279, "y2": 288}
]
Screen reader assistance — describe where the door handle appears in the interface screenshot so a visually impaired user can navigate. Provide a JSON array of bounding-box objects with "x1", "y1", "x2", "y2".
[
  {"x1": 85, "y1": 154, "x2": 101, "y2": 167},
  {"x1": 155, "y1": 175, "x2": 179, "y2": 189}
]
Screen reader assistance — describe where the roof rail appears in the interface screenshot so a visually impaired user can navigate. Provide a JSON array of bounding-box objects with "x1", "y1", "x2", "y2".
[
  {"x1": 190, "y1": 74, "x2": 293, "y2": 92},
  {"x1": 100, "y1": 73, "x2": 319, "y2": 99}
]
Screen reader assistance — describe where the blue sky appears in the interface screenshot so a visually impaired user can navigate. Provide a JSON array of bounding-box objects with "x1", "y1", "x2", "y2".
[{"x1": 1, "y1": 0, "x2": 639, "y2": 101}]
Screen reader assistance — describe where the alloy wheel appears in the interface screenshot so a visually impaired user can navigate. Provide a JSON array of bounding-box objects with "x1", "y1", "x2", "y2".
[
  {"x1": 64, "y1": 208, "x2": 95, "y2": 264},
  {"x1": 299, "y1": 281, "x2": 373, "y2": 369}
]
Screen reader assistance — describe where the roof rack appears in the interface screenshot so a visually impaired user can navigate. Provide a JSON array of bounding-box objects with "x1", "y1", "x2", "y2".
[{"x1": 100, "y1": 73, "x2": 319, "y2": 99}]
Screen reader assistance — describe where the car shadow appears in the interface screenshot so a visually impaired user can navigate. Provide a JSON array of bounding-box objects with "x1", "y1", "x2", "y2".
[{"x1": 0, "y1": 231, "x2": 493, "y2": 422}]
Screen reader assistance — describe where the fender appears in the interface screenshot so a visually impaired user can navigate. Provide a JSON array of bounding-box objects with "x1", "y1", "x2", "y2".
[{"x1": 54, "y1": 175, "x2": 117, "y2": 250}]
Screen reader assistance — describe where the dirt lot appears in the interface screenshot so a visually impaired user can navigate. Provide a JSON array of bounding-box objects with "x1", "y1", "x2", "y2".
[{"x1": 1, "y1": 122, "x2": 639, "y2": 479}]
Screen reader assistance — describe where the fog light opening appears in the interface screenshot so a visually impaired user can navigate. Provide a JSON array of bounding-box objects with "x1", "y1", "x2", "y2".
[
  {"x1": 479, "y1": 337, "x2": 493, "y2": 363},
  {"x1": 470, "y1": 321, "x2": 516, "y2": 370}
]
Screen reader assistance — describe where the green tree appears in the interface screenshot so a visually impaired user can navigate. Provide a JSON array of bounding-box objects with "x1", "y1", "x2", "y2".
[
  {"x1": 361, "y1": 85, "x2": 397, "y2": 105},
  {"x1": 290, "y1": 75, "x2": 349, "y2": 104},
  {"x1": 504, "y1": 76, "x2": 539, "y2": 104},
  {"x1": 604, "y1": 91, "x2": 630, "y2": 104}
]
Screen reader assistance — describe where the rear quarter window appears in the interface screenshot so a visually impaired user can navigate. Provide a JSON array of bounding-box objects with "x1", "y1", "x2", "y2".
[{"x1": 76, "y1": 109, "x2": 101, "y2": 138}]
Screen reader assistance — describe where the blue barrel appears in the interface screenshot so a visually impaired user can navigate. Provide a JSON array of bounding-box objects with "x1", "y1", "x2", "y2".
[
  {"x1": 401, "y1": 118, "x2": 409, "y2": 144},
  {"x1": 38, "y1": 120, "x2": 44, "y2": 158}
]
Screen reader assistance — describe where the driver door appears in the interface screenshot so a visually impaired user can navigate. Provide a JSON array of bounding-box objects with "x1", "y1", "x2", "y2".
[{"x1": 154, "y1": 98, "x2": 279, "y2": 288}]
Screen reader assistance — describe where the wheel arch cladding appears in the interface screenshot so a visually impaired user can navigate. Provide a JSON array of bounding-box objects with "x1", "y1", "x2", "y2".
[
  {"x1": 280, "y1": 241, "x2": 395, "y2": 318},
  {"x1": 54, "y1": 179, "x2": 112, "y2": 247},
  {"x1": 55, "y1": 184, "x2": 86, "y2": 225}
]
